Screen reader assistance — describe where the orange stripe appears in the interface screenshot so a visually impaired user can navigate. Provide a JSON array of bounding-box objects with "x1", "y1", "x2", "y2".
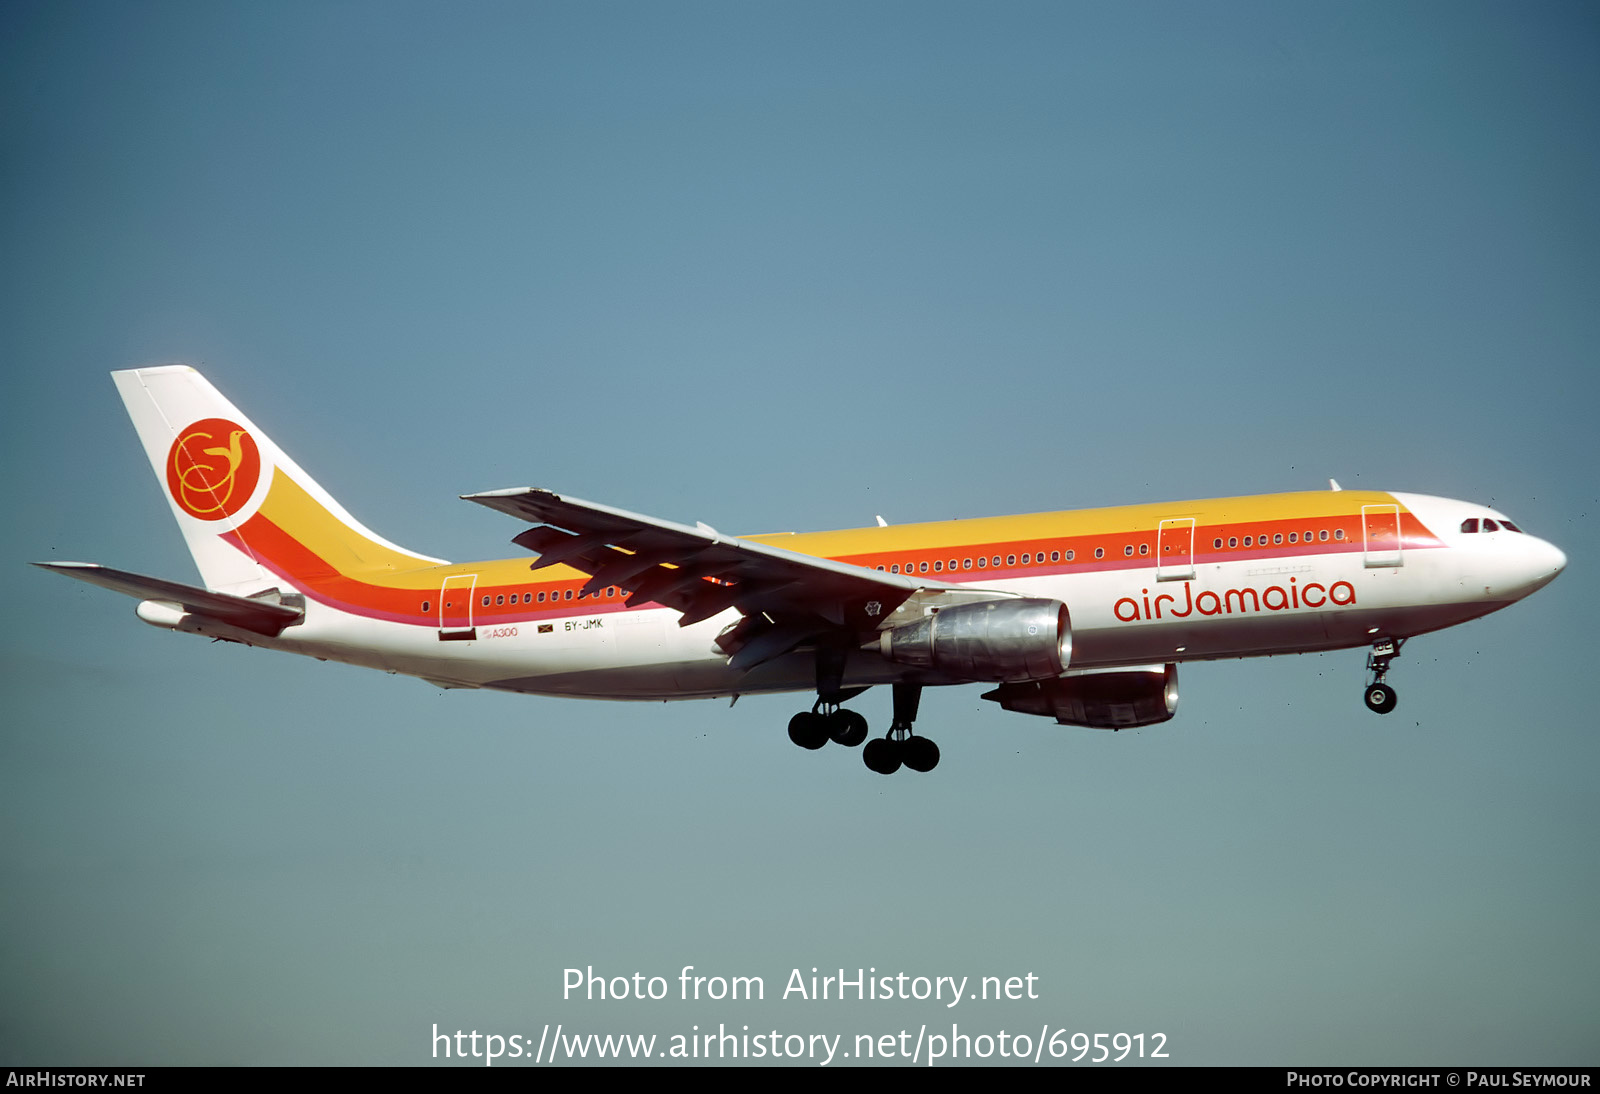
[{"x1": 223, "y1": 491, "x2": 1444, "y2": 627}]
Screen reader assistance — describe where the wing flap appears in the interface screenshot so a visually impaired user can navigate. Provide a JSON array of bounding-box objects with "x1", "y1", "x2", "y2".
[{"x1": 463, "y1": 488, "x2": 955, "y2": 631}]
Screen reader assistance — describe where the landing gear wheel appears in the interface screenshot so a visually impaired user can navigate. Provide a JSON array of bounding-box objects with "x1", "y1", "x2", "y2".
[
  {"x1": 1364, "y1": 683, "x2": 1398, "y2": 715},
  {"x1": 1363, "y1": 638, "x2": 1404, "y2": 716},
  {"x1": 901, "y1": 735, "x2": 940, "y2": 773},
  {"x1": 862, "y1": 737, "x2": 902, "y2": 774},
  {"x1": 828, "y1": 709, "x2": 869, "y2": 747},
  {"x1": 787, "y1": 711, "x2": 829, "y2": 750},
  {"x1": 860, "y1": 681, "x2": 936, "y2": 775}
]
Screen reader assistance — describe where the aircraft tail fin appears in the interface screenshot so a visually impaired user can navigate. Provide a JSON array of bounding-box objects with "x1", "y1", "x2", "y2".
[{"x1": 113, "y1": 366, "x2": 444, "y2": 593}]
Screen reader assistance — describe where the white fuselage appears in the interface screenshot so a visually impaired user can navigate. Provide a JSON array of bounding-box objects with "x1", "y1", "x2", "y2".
[{"x1": 209, "y1": 493, "x2": 1565, "y2": 702}]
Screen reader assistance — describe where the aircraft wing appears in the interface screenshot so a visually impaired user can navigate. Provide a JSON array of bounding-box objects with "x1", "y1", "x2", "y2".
[
  {"x1": 463, "y1": 487, "x2": 973, "y2": 667},
  {"x1": 33, "y1": 562, "x2": 304, "y2": 636}
]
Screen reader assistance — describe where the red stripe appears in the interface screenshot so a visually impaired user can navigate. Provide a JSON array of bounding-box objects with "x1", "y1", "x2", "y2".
[{"x1": 222, "y1": 509, "x2": 1444, "y2": 627}]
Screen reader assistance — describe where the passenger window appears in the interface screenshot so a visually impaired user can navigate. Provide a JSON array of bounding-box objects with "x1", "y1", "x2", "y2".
[
  {"x1": 1228, "y1": 537, "x2": 1237, "y2": 548},
  {"x1": 1243, "y1": 536, "x2": 1252, "y2": 547},
  {"x1": 890, "y1": 564, "x2": 899, "y2": 574},
  {"x1": 1319, "y1": 529, "x2": 1329, "y2": 541},
  {"x1": 1333, "y1": 529, "x2": 1344, "y2": 541},
  {"x1": 1274, "y1": 533, "x2": 1283, "y2": 545},
  {"x1": 992, "y1": 556, "x2": 1001, "y2": 567},
  {"x1": 963, "y1": 558, "x2": 972, "y2": 570},
  {"x1": 1006, "y1": 555, "x2": 1017, "y2": 566},
  {"x1": 919, "y1": 562, "x2": 929, "y2": 573},
  {"x1": 1094, "y1": 548, "x2": 1104, "y2": 559},
  {"x1": 1066, "y1": 550, "x2": 1074, "y2": 561},
  {"x1": 422, "y1": 601, "x2": 431, "y2": 613},
  {"x1": 564, "y1": 589, "x2": 573, "y2": 600},
  {"x1": 934, "y1": 561, "x2": 943, "y2": 572},
  {"x1": 1288, "y1": 532, "x2": 1297, "y2": 543},
  {"x1": 1213, "y1": 538, "x2": 1223, "y2": 549},
  {"x1": 1123, "y1": 545, "x2": 1133, "y2": 557},
  {"x1": 482, "y1": 595, "x2": 491, "y2": 607},
  {"x1": 1021, "y1": 553, "x2": 1031, "y2": 565},
  {"x1": 1050, "y1": 551, "x2": 1059, "y2": 562},
  {"x1": 1139, "y1": 544, "x2": 1149, "y2": 556},
  {"x1": 975, "y1": 558, "x2": 985, "y2": 569}
]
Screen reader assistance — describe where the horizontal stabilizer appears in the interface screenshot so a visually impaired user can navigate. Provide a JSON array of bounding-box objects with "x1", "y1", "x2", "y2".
[{"x1": 33, "y1": 562, "x2": 303, "y2": 636}]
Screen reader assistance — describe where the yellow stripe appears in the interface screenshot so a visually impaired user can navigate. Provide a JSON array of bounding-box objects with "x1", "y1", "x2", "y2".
[
  {"x1": 257, "y1": 470, "x2": 434, "y2": 575},
  {"x1": 262, "y1": 486, "x2": 1406, "y2": 590},
  {"x1": 748, "y1": 490, "x2": 1404, "y2": 558}
]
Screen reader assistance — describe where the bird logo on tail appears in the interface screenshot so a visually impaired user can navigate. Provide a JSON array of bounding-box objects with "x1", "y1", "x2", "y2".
[{"x1": 164, "y1": 418, "x2": 261, "y2": 521}]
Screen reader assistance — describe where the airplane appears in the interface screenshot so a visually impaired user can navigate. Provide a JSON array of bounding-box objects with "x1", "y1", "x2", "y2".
[{"x1": 37, "y1": 366, "x2": 1568, "y2": 775}]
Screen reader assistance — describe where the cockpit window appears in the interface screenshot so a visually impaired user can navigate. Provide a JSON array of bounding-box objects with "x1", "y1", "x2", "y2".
[
  {"x1": 1500, "y1": 519, "x2": 1522, "y2": 533},
  {"x1": 1482, "y1": 518, "x2": 1500, "y2": 532},
  {"x1": 1460, "y1": 518, "x2": 1479, "y2": 533}
]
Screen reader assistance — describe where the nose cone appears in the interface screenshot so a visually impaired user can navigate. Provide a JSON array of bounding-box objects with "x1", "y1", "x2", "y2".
[
  {"x1": 1541, "y1": 538, "x2": 1567, "y2": 579},
  {"x1": 1516, "y1": 536, "x2": 1567, "y2": 597}
]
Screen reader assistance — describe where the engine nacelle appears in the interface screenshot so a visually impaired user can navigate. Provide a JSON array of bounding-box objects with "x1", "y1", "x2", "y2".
[
  {"x1": 878, "y1": 598, "x2": 1071, "y2": 682},
  {"x1": 982, "y1": 664, "x2": 1179, "y2": 729}
]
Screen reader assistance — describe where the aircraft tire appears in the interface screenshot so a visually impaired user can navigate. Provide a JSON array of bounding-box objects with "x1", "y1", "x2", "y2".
[
  {"x1": 788, "y1": 712, "x2": 829, "y2": 749},
  {"x1": 828, "y1": 709, "x2": 869, "y2": 747},
  {"x1": 1363, "y1": 684, "x2": 1398, "y2": 715},
  {"x1": 862, "y1": 737, "x2": 902, "y2": 774},
  {"x1": 902, "y1": 736, "x2": 940, "y2": 772}
]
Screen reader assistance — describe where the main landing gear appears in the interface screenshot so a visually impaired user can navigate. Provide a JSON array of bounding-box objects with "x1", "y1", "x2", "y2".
[
  {"x1": 785, "y1": 647, "x2": 940, "y2": 774},
  {"x1": 1363, "y1": 637, "x2": 1403, "y2": 714},
  {"x1": 862, "y1": 683, "x2": 939, "y2": 776},
  {"x1": 788, "y1": 643, "x2": 870, "y2": 750},
  {"x1": 787, "y1": 702, "x2": 868, "y2": 749}
]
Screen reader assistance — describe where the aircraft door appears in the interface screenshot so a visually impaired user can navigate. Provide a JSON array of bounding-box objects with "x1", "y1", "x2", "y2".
[
  {"x1": 438, "y1": 574, "x2": 478, "y2": 641},
  {"x1": 1156, "y1": 518, "x2": 1195, "y2": 581},
  {"x1": 1362, "y1": 505, "x2": 1403, "y2": 568}
]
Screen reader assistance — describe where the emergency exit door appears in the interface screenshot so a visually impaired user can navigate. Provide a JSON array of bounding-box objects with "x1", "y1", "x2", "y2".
[
  {"x1": 1157, "y1": 518, "x2": 1195, "y2": 581},
  {"x1": 1362, "y1": 505, "x2": 1403, "y2": 568},
  {"x1": 438, "y1": 573, "x2": 478, "y2": 641}
]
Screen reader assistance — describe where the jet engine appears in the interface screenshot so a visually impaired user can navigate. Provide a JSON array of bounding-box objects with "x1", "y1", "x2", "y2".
[
  {"x1": 982, "y1": 664, "x2": 1179, "y2": 729},
  {"x1": 878, "y1": 598, "x2": 1071, "y2": 682}
]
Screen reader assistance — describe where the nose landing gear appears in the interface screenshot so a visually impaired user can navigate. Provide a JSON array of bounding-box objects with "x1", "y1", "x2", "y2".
[{"x1": 1363, "y1": 638, "x2": 1403, "y2": 714}]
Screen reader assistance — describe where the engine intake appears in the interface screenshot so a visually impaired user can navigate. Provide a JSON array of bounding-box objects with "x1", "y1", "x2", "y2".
[
  {"x1": 982, "y1": 664, "x2": 1179, "y2": 729},
  {"x1": 878, "y1": 598, "x2": 1071, "y2": 682}
]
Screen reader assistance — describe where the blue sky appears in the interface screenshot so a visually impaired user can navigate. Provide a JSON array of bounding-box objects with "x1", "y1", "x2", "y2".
[{"x1": 4, "y1": 1, "x2": 1597, "y2": 1065}]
